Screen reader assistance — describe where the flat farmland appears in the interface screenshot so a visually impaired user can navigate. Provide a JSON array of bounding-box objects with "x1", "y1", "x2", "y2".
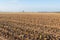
[{"x1": 0, "y1": 12, "x2": 60, "y2": 40}]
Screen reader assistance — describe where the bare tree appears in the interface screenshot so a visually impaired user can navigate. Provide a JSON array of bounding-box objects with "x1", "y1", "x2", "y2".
[{"x1": 22, "y1": 10, "x2": 24, "y2": 12}]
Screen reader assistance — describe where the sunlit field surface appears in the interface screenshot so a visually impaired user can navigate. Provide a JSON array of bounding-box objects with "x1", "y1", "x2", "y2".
[{"x1": 0, "y1": 12, "x2": 60, "y2": 40}]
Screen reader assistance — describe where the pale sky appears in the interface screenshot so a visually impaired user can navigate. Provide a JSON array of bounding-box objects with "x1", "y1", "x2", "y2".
[{"x1": 0, "y1": 0, "x2": 60, "y2": 12}]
